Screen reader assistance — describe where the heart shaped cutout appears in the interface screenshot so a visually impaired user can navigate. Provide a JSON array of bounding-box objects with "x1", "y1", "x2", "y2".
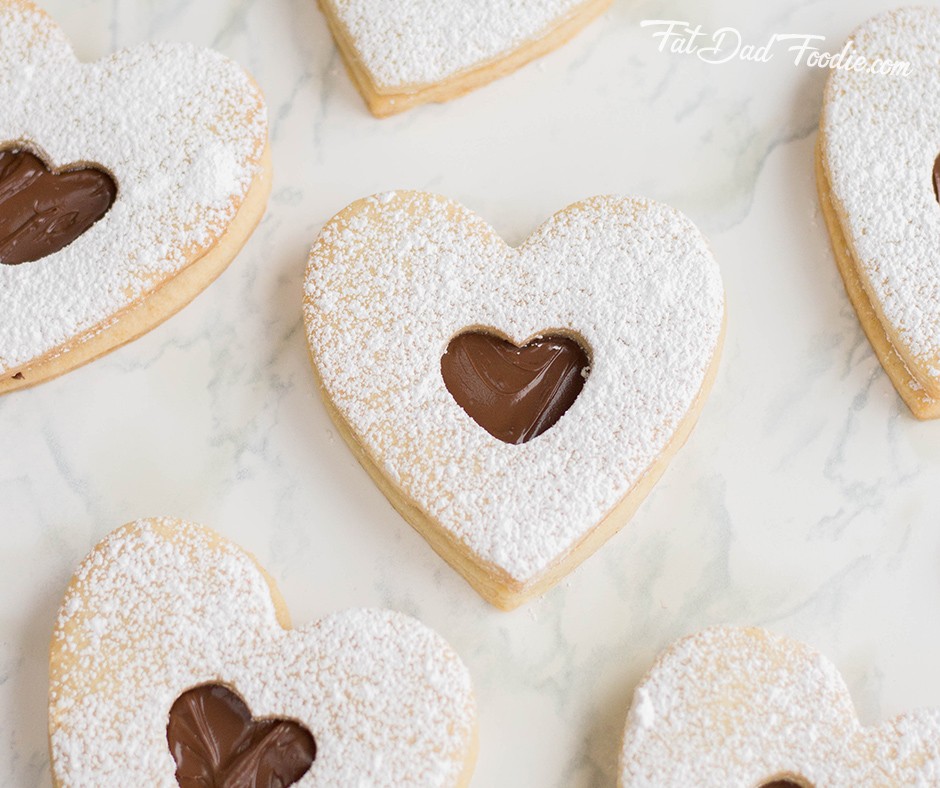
[
  {"x1": 49, "y1": 519, "x2": 477, "y2": 786},
  {"x1": 818, "y1": 8, "x2": 940, "y2": 419},
  {"x1": 305, "y1": 192, "x2": 724, "y2": 609},
  {"x1": 441, "y1": 330, "x2": 589, "y2": 445},
  {"x1": 620, "y1": 627, "x2": 940, "y2": 786},
  {"x1": 0, "y1": 147, "x2": 116, "y2": 266},
  {"x1": 318, "y1": 0, "x2": 613, "y2": 116},
  {"x1": 168, "y1": 684, "x2": 316, "y2": 787},
  {"x1": 0, "y1": 2, "x2": 270, "y2": 394}
]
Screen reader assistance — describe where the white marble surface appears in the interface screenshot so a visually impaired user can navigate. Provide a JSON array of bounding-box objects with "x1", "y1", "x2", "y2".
[{"x1": 3, "y1": 0, "x2": 940, "y2": 785}]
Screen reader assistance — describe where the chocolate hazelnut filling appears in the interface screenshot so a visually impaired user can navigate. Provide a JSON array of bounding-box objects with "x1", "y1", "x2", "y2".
[
  {"x1": 0, "y1": 147, "x2": 116, "y2": 265},
  {"x1": 167, "y1": 684, "x2": 316, "y2": 787},
  {"x1": 441, "y1": 331, "x2": 589, "y2": 445}
]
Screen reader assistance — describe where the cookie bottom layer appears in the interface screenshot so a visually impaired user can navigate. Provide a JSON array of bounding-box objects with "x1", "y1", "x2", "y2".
[
  {"x1": 319, "y1": 0, "x2": 612, "y2": 118},
  {"x1": 815, "y1": 138, "x2": 940, "y2": 420},
  {"x1": 0, "y1": 143, "x2": 273, "y2": 396},
  {"x1": 311, "y1": 319, "x2": 725, "y2": 611}
]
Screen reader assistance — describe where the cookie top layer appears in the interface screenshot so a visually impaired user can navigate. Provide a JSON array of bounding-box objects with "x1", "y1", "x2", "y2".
[
  {"x1": 821, "y1": 7, "x2": 940, "y2": 389},
  {"x1": 0, "y1": 0, "x2": 267, "y2": 373},
  {"x1": 322, "y1": 0, "x2": 587, "y2": 88},
  {"x1": 620, "y1": 627, "x2": 940, "y2": 787},
  {"x1": 305, "y1": 192, "x2": 724, "y2": 586},
  {"x1": 49, "y1": 519, "x2": 476, "y2": 787}
]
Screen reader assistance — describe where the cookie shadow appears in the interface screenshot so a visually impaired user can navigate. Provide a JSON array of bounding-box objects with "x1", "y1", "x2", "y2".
[{"x1": 9, "y1": 576, "x2": 63, "y2": 786}]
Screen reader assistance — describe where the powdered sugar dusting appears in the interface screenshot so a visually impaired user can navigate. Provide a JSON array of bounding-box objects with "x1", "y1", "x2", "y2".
[
  {"x1": 322, "y1": 0, "x2": 589, "y2": 88},
  {"x1": 620, "y1": 627, "x2": 940, "y2": 786},
  {"x1": 304, "y1": 192, "x2": 724, "y2": 586},
  {"x1": 822, "y1": 7, "x2": 940, "y2": 387},
  {"x1": 49, "y1": 519, "x2": 476, "y2": 787},
  {"x1": 0, "y1": 1, "x2": 267, "y2": 372}
]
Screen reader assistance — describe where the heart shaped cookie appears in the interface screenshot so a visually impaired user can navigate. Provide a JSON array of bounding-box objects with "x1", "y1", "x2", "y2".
[
  {"x1": 817, "y1": 8, "x2": 940, "y2": 419},
  {"x1": 48, "y1": 519, "x2": 477, "y2": 787},
  {"x1": 619, "y1": 627, "x2": 940, "y2": 787},
  {"x1": 0, "y1": 0, "x2": 270, "y2": 394},
  {"x1": 304, "y1": 192, "x2": 725, "y2": 609},
  {"x1": 318, "y1": 0, "x2": 612, "y2": 116}
]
